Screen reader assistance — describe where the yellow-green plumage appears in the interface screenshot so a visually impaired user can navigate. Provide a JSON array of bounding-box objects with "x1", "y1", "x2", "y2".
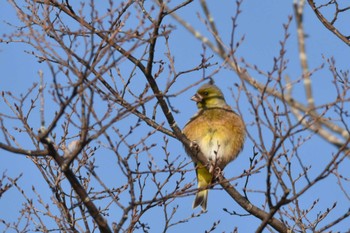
[
  {"x1": 192, "y1": 163, "x2": 212, "y2": 210},
  {"x1": 183, "y1": 83, "x2": 245, "y2": 211}
]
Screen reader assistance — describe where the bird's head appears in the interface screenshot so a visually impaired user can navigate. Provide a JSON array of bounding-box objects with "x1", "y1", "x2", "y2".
[{"x1": 191, "y1": 83, "x2": 227, "y2": 109}]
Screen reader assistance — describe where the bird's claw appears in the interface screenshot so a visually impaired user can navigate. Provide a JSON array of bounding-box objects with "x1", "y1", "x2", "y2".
[
  {"x1": 190, "y1": 141, "x2": 200, "y2": 153},
  {"x1": 213, "y1": 166, "x2": 223, "y2": 179},
  {"x1": 207, "y1": 160, "x2": 223, "y2": 179}
]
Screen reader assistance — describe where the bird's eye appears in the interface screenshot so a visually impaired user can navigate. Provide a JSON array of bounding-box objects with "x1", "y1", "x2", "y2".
[{"x1": 203, "y1": 91, "x2": 209, "y2": 96}]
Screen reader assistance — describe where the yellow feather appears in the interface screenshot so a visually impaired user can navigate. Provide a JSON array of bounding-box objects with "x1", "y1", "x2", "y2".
[{"x1": 193, "y1": 163, "x2": 212, "y2": 211}]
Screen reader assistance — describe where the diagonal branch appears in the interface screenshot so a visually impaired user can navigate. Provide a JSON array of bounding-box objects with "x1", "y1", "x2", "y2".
[
  {"x1": 306, "y1": 0, "x2": 350, "y2": 46},
  {"x1": 38, "y1": 135, "x2": 112, "y2": 233}
]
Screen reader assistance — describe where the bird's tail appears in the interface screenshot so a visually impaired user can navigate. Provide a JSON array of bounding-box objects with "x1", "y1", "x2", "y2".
[
  {"x1": 193, "y1": 163, "x2": 212, "y2": 211},
  {"x1": 193, "y1": 189, "x2": 209, "y2": 211}
]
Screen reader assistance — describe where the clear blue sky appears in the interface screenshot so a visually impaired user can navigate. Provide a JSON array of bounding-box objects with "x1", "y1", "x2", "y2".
[{"x1": 1, "y1": 1, "x2": 350, "y2": 232}]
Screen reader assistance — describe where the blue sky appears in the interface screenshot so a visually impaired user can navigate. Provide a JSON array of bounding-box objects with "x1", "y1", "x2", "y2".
[{"x1": 1, "y1": 1, "x2": 350, "y2": 232}]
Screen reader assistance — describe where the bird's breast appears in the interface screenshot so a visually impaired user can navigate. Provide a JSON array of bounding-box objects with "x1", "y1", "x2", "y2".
[{"x1": 183, "y1": 108, "x2": 245, "y2": 169}]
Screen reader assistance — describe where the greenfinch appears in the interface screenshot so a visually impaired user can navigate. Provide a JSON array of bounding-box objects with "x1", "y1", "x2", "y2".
[{"x1": 183, "y1": 83, "x2": 245, "y2": 211}]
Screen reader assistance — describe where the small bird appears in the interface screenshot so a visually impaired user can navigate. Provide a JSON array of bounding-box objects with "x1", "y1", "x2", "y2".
[{"x1": 183, "y1": 83, "x2": 245, "y2": 211}]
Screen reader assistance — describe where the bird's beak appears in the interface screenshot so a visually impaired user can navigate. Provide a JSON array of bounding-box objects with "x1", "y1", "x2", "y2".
[{"x1": 191, "y1": 93, "x2": 203, "y2": 103}]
